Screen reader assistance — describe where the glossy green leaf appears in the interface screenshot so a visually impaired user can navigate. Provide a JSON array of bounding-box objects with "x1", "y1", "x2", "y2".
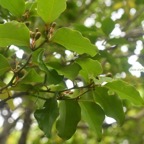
[
  {"x1": 38, "y1": 51, "x2": 63, "y2": 85},
  {"x1": 56, "y1": 100, "x2": 81, "y2": 140},
  {"x1": 102, "y1": 18, "x2": 115, "y2": 35},
  {"x1": 77, "y1": 58, "x2": 103, "y2": 78},
  {"x1": 79, "y1": 101, "x2": 105, "y2": 141},
  {"x1": 0, "y1": 54, "x2": 11, "y2": 76},
  {"x1": 0, "y1": 21, "x2": 30, "y2": 47},
  {"x1": 52, "y1": 27, "x2": 98, "y2": 57},
  {"x1": 0, "y1": 0, "x2": 25, "y2": 17},
  {"x1": 34, "y1": 99, "x2": 59, "y2": 137},
  {"x1": 94, "y1": 87, "x2": 125, "y2": 125},
  {"x1": 22, "y1": 69, "x2": 43, "y2": 83},
  {"x1": 37, "y1": 0, "x2": 66, "y2": 23},
  {"x1": 47, "y1": 62, "x2": 81, "y2": 80},
  {"x1": 105, "y1": 80, "x2": 144, "y2": 105}
]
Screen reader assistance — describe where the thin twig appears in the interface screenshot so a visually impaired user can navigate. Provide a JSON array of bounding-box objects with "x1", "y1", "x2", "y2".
[{"x1": 0, "y1": 54, "x2": 32, "y2": 92}]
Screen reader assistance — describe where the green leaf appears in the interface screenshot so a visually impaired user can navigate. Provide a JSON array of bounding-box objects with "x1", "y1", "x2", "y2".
[
  {"x1": 102, "y1": 18, "x2": 115, "y2": 35},
  {"x1": 0, "y1": 54, "x2": 11, "y2": 76},
  {"x1": 105, "y1": 80, "x2": 144, "y2": 105},
  {"x1": 135, "y1": 0, "x2": 144, "y2": 5},
  {"x1": 52, "y1": 27, "x2": 98, "y2": 57},
  {"x1": 22, "y1": 69, "x2": 43, "y2": 83},
  {"x1": 0, "y1": 0, "x2": 25, "y2": 17},
  {"x1": 94, "y1": 87, "x2": 125, "y2": 125},
  {"x1": 108, "y1": 38, "x2": 127, "y2": 45},
  {"x1": 56, "y1": 100, "x2": 81, "y2": 140},
  {"x1": 0, "y1": 21, "x2": 30, "y2": 47},
  {"x1": 77, "y1": 58, "x2": 103, "y2": 78},
  {"x1": 47, "y1": 62, "x2": 81, "y2": 80},
  {"x1": 37, "y1": 0, "x2": 66, "y2": 23},
  {"x1": 79, "y1": 101, "x2": 105, "y2": 141},
  {"x1": 38, "y1": 50, "x2": 63, "y2": 85},
  {"x1": 34, "y1": 98, "x2": 59, "y2": 137}
]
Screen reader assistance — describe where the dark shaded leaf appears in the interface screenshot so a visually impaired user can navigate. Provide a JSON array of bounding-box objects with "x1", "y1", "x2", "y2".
[
  {"x1": 34, "y1": 98, "x2": 59, "y2": 137},
  {"x1": 94, "y1": 87, "x2": 125, "y2": 124},
  {"x1": 56, "y1": 100, "x2": 81, "y2": 140},
  {"x1": 102, "y1": 18, "x2": 115, "y2": 35},
  {"x1": 79, "y1": 101, "x2": 105, "y2": 141}
]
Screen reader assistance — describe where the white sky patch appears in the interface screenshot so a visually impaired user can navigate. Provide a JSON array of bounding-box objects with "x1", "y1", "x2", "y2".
[
  {"x1": 105, "y1": 116, "x2": 116, "y2": 124},
  {"x1": 13, "y1": 98, "x2": 22, "y2": 107},
  {"x1": 65, "y1": 79, "x2": 74, "y2": 89},
  {"x1": 11, "y1": 109, "x2": 20, "y2": 120},
  {"x1": 16, "y1": 49, "x2": 24, "y2": 59},
  {"x1": 130, "y1": 8, "x2": 136, "y2": 16},
  {"x1": 65, "y1": 50, "x2": 72, "y2": 56},
  {"x1": 95, "y1": 40, "x2": 105, "y2": 50},
  {"x1": 128, "y1": 55, "x2": 138, "y2": 65},
  {"x1": 129, "y1": 62, "x2": 144, "y2": 77},
  {"x1": 15, "y1": 120, "x2": 23, "y2": 130},
  {"x1": 77, "y1": 81, "x2": 84, "y2": 87},
  {"x1": 110, "y1": 24, "x2": 122, "y2": 37},
  {"x1": 121, "y1": 45, "x2": 128, "y2": 53},
  {"x1": 111, "y1": 8, "x2": 124, "y2": 21},
  {"x1": 10, "y1": 45, "x2": 24, "y2": 59},
  {"x1": 134, "y1": 40, "x2": 143, "y2": 55},
  {"x1": 53, "y1": 52, "x2": 61, "y2": 59},
  {"x1": 84, "y1": 17, "x2": 95, "y2": 27},
  {"x1": 104, "y1": 0, "x2": 112, "y2": 7}
]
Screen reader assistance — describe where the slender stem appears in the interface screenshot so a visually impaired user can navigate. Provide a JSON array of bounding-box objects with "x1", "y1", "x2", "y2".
[{"x1": 0, "y1": 54, "x2": 32, "y2": 92}]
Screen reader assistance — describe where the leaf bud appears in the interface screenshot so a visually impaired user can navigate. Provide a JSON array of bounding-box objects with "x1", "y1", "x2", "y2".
[
  {"x1": 51, "y1": 22, "x2": 56, "y2": 28},
  {"x1": 106, "y1": 72, "x2": 112, "y2": 77},
  {"x1": 30, "y1": 31, "x2": 35, "y2": 38},
  {"x1": 35, "y1": 32, "x2": 41, "y2": 40},
  {"x1": 35, "y1": 28, "x2": 39, "y2": 32}
]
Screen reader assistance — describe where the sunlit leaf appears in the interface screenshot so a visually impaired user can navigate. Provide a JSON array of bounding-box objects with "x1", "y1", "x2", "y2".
[
  {"x1": 0, "y1": 21, "x2": 30, "y2": 47},
  {"x1": 34, "y1": 98, "x2": 59, "y2": 137},
  {"x1": 22, "y1": 69, "x2": 43, "y2": 83},
  {"x1": 47, "y1": 62, "x2": 81, "y2": 80},
  {"x1": 105, "y1": 80, "x2": 144, "y2": 105},
  {"x1": 77, "y1": 58, "x2": 102, "y2": 79},
  {"x1": 37, "y1": 0, "x2": 66, "y2": 23},
  {"x1": 79, "y1": 101, "x2": 105, "y2": 141},
  {"x1": 56, "y1": 100, "x2": 81, "y2": 140},
  {"x1": 0, "y1": 0, "x2": 25, "y2": 17},
  {"x1": 52, "y1": 27, "x2": 98, "y2": 57}
]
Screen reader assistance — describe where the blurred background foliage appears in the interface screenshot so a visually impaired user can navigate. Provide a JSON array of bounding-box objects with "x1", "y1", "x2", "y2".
[{"x1": 1, "y1": 0, "x2": 144, "y2": 143}]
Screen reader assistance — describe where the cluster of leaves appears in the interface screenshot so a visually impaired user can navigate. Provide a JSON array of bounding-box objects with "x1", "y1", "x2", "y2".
[{"x1": 0, "y1": 0, "x2": 144, "y2": 142}]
